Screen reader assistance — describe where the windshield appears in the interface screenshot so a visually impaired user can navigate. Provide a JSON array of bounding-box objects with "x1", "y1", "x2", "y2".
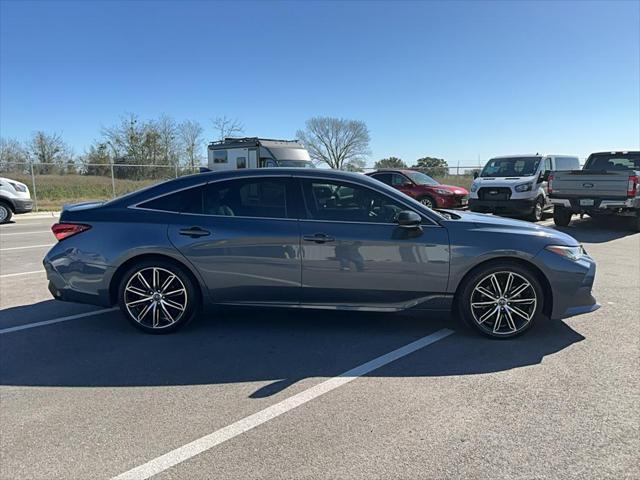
[
  {"x1": 405, "y1": 171, "x2": 439, "y2": 185},
  {"x1": 277, "y1": 160, "x2": 316, "y2": 168},
  {"x1": 480, "y1": 157, "x2": 541, "y2": 177},
  {"x1": 584, "y1": 152, "x2": 640, "y2": 171}
]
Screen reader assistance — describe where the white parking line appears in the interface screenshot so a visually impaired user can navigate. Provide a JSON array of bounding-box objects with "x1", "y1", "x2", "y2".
[
  {"x1": 0, "y1": 244, "x2": 54, "y2": 251},
  {"x1": 0, "y1": 270, "x2": 45, "y2": 278},
  {"x1": 0, "y1": 307, "x2": 118, "y2": 334},
  {"x1": 0, "y1": 230, "x2": 51, "y2": 236},
  {"x1": 111, "y1": 328, "x2": 455, "y2": 480}
]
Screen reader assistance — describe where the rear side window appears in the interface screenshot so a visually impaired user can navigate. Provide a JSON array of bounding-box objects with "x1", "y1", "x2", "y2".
[
  {"x1": 138, "y1": 186, "x2": 203, "y2": 214},
  {"x1": 203, "y1": 178, "x2": 288, "y2": 218},
  {"x1": 371, "y1": 173, "x2": 392, "y2": 185}
]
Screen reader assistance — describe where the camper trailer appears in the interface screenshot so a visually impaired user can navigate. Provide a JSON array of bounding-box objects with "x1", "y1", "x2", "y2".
[{"x1": 207, "y1": 137, "x2": 315, "y2": 171}]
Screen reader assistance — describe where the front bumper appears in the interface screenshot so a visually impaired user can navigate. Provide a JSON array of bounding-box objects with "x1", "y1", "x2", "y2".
[
  {"x1": 469, "y1": 198, "x2": 535, "y2": 215},
  {"x1": 534, "y1": 249, "x2": 600, "y2": 320},
  {"x1": 13, "y1": 198, "x2": 33, "y2": 214},
  {"x1": 439, "y1": 195, "x2": 469, "y2": 209}
]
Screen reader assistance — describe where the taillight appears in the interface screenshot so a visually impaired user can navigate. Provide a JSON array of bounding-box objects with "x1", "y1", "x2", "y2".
[
  {"x1": 628, "y1": 175, "x2": 639, "y2": 198},
  {"x1": 51, "y1": 223, "x2": 91, "y2": 241},
  {"x1": 548, "y1": 174, "x2": 554, "y2": 194}
]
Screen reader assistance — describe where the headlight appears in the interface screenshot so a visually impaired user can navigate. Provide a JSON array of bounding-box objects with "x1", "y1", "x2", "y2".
[
  {"x1": 470, "y1": 183, "x2": 478, "y2": 192},
  {"x1": 515, "y1": 182, "x2": 533, "y2": 192},
  {"x1": 434, "y1": 188, "x2": 453, "y2": 195},
  {"x1": 9, "y1": 181, "x2": 27, "y2": 193},
  {"x1": 545, "y1": 245, "x2": 587, "y2": 261}
]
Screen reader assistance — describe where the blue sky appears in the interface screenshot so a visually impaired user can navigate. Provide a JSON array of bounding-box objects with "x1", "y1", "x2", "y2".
[{"x1": 1, "y1": 0, "x2": 638, "y2": 166}]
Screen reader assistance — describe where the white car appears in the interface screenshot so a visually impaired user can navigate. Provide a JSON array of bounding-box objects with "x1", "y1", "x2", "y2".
[{"x1": 0, "y1": 176, "x2": 33, "y2": 223}]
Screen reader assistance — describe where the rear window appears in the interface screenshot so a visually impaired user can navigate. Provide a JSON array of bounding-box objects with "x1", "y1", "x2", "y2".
[{"x1": 584, "y1": 153, "x2": 640, "y2": 171}]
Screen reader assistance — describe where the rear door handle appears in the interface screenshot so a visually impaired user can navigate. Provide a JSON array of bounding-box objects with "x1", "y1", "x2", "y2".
[
  {"x1": 303, "y1": 233, "x2": 335, "y2": 244},
  {"x1": 179, "y1": 226, "x2": 211, "y2": 238}
]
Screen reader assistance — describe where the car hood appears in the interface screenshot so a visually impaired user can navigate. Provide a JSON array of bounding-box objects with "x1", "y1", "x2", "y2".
[
  {"x1": 443, "y1": 210, "x2": 578, "y2": 246},
  {"x1": 419, "y1": 184, "x2": 468, "y2": 195}
]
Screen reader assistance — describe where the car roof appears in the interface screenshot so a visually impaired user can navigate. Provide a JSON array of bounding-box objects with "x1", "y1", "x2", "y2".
[{"x1": 367, "y1": 169, "x2": 414, "y2": 174}]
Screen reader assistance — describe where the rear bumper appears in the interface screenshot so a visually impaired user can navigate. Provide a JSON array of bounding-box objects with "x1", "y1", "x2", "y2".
[
  {"x1": 44, "y1": 257, "x2": 112, "y2": 307},
  {"x1": 550, "y1": 197, "x2": 639, "y2": 213},
  {"x1": 469, "y1": 198, "x2": 535, "y2": 215},
  {"x1": 13, "y1": 198, "x2": 33, "y2": 214}
]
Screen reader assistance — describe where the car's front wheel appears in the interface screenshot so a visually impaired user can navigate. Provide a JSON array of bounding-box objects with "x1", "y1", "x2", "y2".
[
  {"x1": 0, "y1": 202, "x2": 13, "y2": 224},
  {"x1": 458, "y1": 262, "x2": 544, "y2": 338},
  {"x1": 419, "y1": 196, "x2": 436, "y2": 209},
  {"x1": 117, "y1": 260, "x2": 199, "y2": 333}
]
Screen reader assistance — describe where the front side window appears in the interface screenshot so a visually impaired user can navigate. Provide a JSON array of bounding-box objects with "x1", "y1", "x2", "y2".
[
  {"x1": 204, "y1": 178, "x2": 288, "y2": 218},
  {"x1": 138, "y1": 185, "x2": 203, "y2": 214},
  {"x1": 544, "y1": 157, "x2": 552, "y2": 172},
  {"x1": 301, "y1": 179, "x2": 406, "y2": 223},
  {"x1": 391, "y1": 173, "x2": 410, "y2": 186}
]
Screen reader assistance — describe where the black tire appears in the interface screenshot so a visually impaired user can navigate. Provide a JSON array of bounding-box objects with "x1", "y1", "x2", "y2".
[
  {"x1": 419, "y1": 195, "x2": 437, "y2": 209},
  {"x1": 117, "y1": 259, "x2": 199, "y2": 334},
  {"x1": 457, "y1": 261, "x2": 544, "y2": 339},
  {"x1": 553, "y1": 207, "x2": 572, "y2": 227},
  {"x1": 631, "y1": 212, "x2": 640, "y2": 233},
  {"x1": 526, "y1": 196, "x2": 544, "y2": 222},
  {"x1": 0, "y1": 201, "x2": 13, "y2": 224}
]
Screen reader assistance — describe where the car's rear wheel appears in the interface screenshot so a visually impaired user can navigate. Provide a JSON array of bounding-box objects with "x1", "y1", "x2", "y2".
[
  {"x1": 458, "y1": 262, "x2": 544, "y2": 338},
  {"x1": 117, "y1": 260, "x2": 199, "y2": 333},
  {"x1": 0, "y1": 202, "x2": 13, "y2": 224},
  {"x1": 419, "y1": 196, "x2": 436, "y2": 209},
  {"x1": 553, "y1": 207, "x2": 572, "y2": 227}
]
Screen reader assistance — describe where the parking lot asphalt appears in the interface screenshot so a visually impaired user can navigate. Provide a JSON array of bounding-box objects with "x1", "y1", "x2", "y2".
[{"x1": 0, "y1": 215, "x2": 638, "y2": 479}]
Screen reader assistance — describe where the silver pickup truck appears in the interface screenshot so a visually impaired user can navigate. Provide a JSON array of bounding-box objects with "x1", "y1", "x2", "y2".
[{"x1": 549, "y1": 151, "x2": 640, "y2": 231}]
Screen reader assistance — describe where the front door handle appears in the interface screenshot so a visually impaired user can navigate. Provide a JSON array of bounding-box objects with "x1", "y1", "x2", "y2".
[
  {"x1": 303, "y1": 233, "x2": 335, "y2": 244},
  {"x1": 179, "y1": 226, "x2": 211, "y2": 238}
]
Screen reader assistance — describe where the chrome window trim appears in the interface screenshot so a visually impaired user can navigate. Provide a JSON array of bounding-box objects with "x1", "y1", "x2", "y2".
[{"x1": 127, "y1": 172, "x2": 441, "y2": 226}]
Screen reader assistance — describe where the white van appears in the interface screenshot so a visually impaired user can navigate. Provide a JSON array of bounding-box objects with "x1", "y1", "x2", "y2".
[
  {"x1": 468, "y1": 154, "x2": 580, "y2": 221},
  {"x1": 0, "y1": 176, "x2": 33, "y2": 223}
]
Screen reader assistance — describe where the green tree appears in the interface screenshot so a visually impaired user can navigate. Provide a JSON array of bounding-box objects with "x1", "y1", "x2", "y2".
[
  {"x1": 412, "y1": 156, "x2": 449, "y2": 177},
  {"x1": 374, "y1": 157, "x2": 407, "y2": 169}
]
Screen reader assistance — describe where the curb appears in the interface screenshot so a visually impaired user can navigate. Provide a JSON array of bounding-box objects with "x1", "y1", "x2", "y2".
[{"x1": 17, "y1": 211, "x2": 61, "y2": 219}]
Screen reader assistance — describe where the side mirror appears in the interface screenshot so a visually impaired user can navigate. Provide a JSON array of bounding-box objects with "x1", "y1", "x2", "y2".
[
  {"x1": 402, "y1": 181, "x2": 413, "y2": 188},
  {"x1": 473, "y1": 171, "x2": 479, "y2": 179},
  {"x1": 539, "y1": 171, "x2": 550, "y2": 183},
  {"x1": 396, "y1": 210, "x2": 422, "y2": 228}
]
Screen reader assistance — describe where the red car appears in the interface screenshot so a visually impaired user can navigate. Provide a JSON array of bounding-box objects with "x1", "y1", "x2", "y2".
[{"x1": 366, "y1": 169, "x2": 469, "y2": 209}]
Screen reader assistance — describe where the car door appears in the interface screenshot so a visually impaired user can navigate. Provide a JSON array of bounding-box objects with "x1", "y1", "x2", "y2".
[
  {"x1": 297, "y1": 177, "x2": 450, "y2": 309},
  {"x1": 167, "y1": 176, "x2": 302, "y2": 304}
]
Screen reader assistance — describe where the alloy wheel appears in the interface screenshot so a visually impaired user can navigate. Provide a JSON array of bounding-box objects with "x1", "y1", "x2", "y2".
[
  {"x1": 535, "y1": 201, "x2": 543, "y2": 221},
  {"x1": 420, "y1": 198, "x2": 434, "y2": 208},
  {"x1": 123, "y1": 267, "x2": 188, "y2": 329},
  {"x1": 470, "y1": 271, "x2": 537, "y2": 336}
]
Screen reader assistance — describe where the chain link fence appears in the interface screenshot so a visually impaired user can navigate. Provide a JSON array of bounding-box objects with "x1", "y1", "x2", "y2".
[
  {"x1": 0, "y1": 162, "x2": 201, "y2": 211},
  {"x1": 0, "y1": 161, "x2": 484, "y2": 212}
]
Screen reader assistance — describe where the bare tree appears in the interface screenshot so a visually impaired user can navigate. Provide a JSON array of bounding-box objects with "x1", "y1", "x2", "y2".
[
  {"x1": 296, "y1": 117, "x2": 371, "y2": 170},
  {"x1": 178, "y1": 120, "x2": 204, "y2": 170},
  {"x1": 156, "y1": 114, "x2": 179, "y2": 166},
  {"x1": 0, "y1": 137, "x2": 29, "y2": 172},
  {"x1": 27, "y1": 131, "x2": 73, "y2": 174},
  {"x1": 212, "y1": 116, "x2": 244, "y2": 141}
]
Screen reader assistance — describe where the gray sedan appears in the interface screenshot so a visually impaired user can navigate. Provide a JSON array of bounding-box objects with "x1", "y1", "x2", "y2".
[{"x1": 43, "y1": 169, "x2": 599, "y2": 338}]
